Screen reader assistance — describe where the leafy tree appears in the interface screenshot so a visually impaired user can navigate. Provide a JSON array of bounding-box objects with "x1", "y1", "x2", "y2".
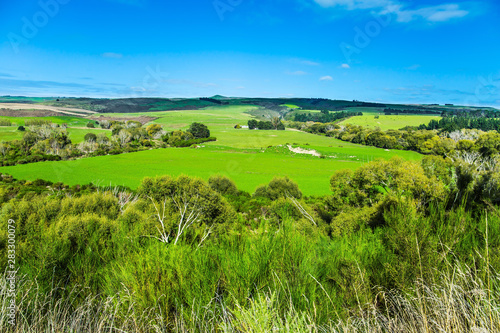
[
  {"x1": 86, "y1": 122, "x2": 95, "y2": 128},
  {"x1": 248, "y1": 119, "x2": 258, "y2": 130},
  {"x1": 17, "y1": 126, "x2": 25, "y2": 131},
  {"x1": 138, "y1": 175, "x2": 235, "y2": 244},
  {"x1": 84, "y1": 133, "x2": 97, "y2": 142},
  {"x1": 187, "y1": 122, "x2": 210, "y2": 139}
]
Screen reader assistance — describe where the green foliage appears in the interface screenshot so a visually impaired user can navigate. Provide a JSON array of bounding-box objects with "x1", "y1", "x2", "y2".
[
  {"x1": 253, "y1": 176, "x2": 302, "y2": 200},
  {"x1": 0, "y1": 119, "x2": 11, "y2": 126},
  {"x1": 138, "y1": 175, "x2": 236, "y2": 231},
  {"x1": 330, "y1": 157, "x2": 446, "y2": 208},
  {"x1": 17, "y1": 125, "x2": 25, "y2": 131},
  {"x1": 25, "y1": 119, "x2": 51, "y2": 126},
  {"x1": 146, "y1": 123, "x2": 162, "y2": 137},
  {"x1": 84, "y1": 132, "x2": 97, "y2": 142},
  {"x1": 248, "y1": 119, "x2": 258, "y2": 129},
  {"x1": 187, "y1": 122, "x2": 210, "y2": 139},
  {"x1": 1, "y1": 171, "x2": 500, "y2": 329},
  {"x1": 208, "y1": 174, "x2": 239, "y2": 196},
  {"x1": 86, "y1": 122, "x2": 95, "y2": 128}
]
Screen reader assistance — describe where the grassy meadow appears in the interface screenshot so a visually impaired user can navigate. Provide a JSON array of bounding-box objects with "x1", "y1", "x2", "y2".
[
  {"x1": 341, "y1": 112, "x2": 441, "y2": 131},
  {"x1": 0, "y1": 105, "x2": 424, "y2": 195},
  {"x1": 0, "y1": 143, "x2": 420, "y2": 195}
]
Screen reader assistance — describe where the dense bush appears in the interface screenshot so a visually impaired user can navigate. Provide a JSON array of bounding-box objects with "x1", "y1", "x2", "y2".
[
  {"x1": 208, "y1": 174, "x2": 239, "y2": 196},
  {"x1": 187, "y1": 122, "x2": 210, "y2": 138},
  {"x1": 254, "y1": 176, "x2": 302, "y2": 200},
  {"x1": 0, "y1": 155, "x2": 500, "y2": 329}
]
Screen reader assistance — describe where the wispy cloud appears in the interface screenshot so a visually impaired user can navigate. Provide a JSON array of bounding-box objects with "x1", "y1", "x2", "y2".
[
  {"x1": 320, "y1": 75, "x2": 333, "y2": 81},
  {"x1": 0, "y1": 73, "x2": 15, "y2": 78},
  {"x1": 292, "y1": 58, "x2": 321, "y2": 66},
  {"x1": 102, "y1": 52, "x2": 123, "y2": 59},
  {"x1": 313, "y1": 0, "x2": 471, "y2": 23},
  {"x1": 340, "y1": 63, "x2": 350, "y2": 69},
  {"x1": 314, "y1": 0, "x2": 392, "y2": 10},
  {"x1": 0, "y1": 77, "x2": 128, "y2": 97},
  {"x1": 393, "y1": 4, "x2": 469, "y2": 23},
  {"x1": 285, "y1": 70, "x2": 308, "y2": 75}
]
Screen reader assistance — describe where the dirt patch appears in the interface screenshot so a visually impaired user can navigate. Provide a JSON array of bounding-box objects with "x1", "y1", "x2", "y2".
[
  {"x1": 89, "y1": 115, "x2": 158, "y2": 125},
  {"x1": 287, "y1": 145, "x2": 321, "y2": 157},
  {"x1": 0, "y1": 109, "x2": 61, "y2": 117}
]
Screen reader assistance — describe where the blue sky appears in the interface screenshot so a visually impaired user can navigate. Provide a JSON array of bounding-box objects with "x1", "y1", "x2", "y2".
[{"x1": 0, "y1": 0, "x2": 499, "y2": 107}]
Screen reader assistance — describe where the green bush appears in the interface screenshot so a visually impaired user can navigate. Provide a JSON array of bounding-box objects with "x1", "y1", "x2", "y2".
[
  {"x1": 253, "y1": 176, "x2": 302, "y2": 201},
  {"x1": 208, "y1": 174, "x2": 239, "y2": 196}
]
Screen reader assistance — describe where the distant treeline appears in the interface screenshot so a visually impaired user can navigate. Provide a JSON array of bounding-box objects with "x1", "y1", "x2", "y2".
[
  {"x1": 419, "y1": 117, "x2": 500, "y2": 132},
  {"x1": 442, "y1": 109, "x2": 500, "y2": 118},
  {"x1": 296, "y1": 121, "x2": 500, "y2": 157},
  {"x1": 199, "y1": 97, "x2": 228, "y2": 105},
  {"x1": 384, "y1": 108, "x2": 441, "y2": 115},
  {"x1": 294, "y1": 110, "x2": 362, "y2": 123}
]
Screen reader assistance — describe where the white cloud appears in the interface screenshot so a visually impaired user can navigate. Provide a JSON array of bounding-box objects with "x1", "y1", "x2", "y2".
[
  {"x1": 320, "y1": 76, "x2": 333, "y2": 81},
  {"x1": 298, "y1": 59, "x2": 320, "y2": 66},
  {"x1": 286, "y1": 70, "x2": 308, "y2": 75},
  {"x1": 102, "y1": 52, "x2": 123, "y2": 59},
  {"x1": 314, "y1": 0, "x2": 392, "y2": 10},
  {"x1": 394, "y1": 4, "x2": 469, "y2": 23},
  {"x1": 313, "y1": 0, "x2": 470, "y2": 23},
  {"x1": 341, "y1": 63, "x2": 350, "y2": 69}
]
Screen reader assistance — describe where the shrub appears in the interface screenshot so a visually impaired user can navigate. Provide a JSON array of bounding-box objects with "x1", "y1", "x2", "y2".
[
  {"x1": 253, "y1": 176, "x2": 302, "y2": 201},
  {"x1": 208, "y1": 175, "x2": 239, "y2": 196},
  {"x1": 84, "y1": 133, "x2": 97, "y2": 142},
  {"x1": 138, "y1": 175, "x2": 236, "y2": 243},
  {"x1": 18, "y1": 125, "x2": 25, "y2": 131},
  {"x1": 25, "y1": 119, "x2": 51, "y2": 126},
  {"x1": 86, "y1": 122, "x2": 95, "y2": 128}
]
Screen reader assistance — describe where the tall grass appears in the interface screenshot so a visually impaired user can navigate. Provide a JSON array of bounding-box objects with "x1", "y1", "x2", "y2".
[{"x1": 2, "y1": 263, "x2": 499, "y2": 332}]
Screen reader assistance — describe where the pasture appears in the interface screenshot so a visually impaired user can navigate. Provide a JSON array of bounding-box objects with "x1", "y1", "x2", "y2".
[
  {"x1": 341, "y1": 113, "x2": 441, "y2": 131},
  {"x1": 0, "y1": 143, "x2": 420, "y2": 196},
  {"x1": 0, "y1": 104, "x2": 424, "y2": 195}
]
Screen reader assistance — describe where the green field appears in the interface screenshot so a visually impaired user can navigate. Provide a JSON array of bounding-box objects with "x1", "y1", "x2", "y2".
[
  {"x1": 341, "y1": 113, "x2": 441, "y2": 131},
  {"x1": 0, "y1": 115, "x2": 92, "y2": 127},
  {"x1": 0, "y1": 143, "x2": 420, "y2": 196},
  {"x1": 0, "y1": 105, "x2": 423, "y2": 195}
]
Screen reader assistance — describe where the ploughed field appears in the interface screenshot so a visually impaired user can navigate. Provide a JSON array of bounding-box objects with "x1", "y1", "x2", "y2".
[{"x1": 0, "y1": 105, "x2": 422, "y2": 196}]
